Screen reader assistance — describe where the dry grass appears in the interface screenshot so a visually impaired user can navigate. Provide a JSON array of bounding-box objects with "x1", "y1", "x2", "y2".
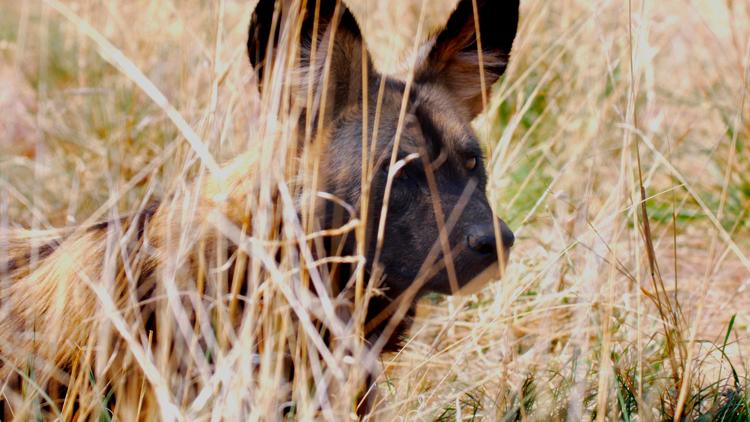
[{"x1": 1, "y1": 0, "x2": 749, "y2": 420}]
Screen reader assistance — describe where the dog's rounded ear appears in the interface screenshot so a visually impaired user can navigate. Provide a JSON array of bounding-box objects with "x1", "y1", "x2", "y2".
[
  {"x1": 424, "y1": 0, "x2": 520, "y2": 116},
  {"x1": 247, "y1": 0, "x2": 362, "y2": 82},
  {"x1": 247, "y1": 0, "x2": 278, "y2": 70}
]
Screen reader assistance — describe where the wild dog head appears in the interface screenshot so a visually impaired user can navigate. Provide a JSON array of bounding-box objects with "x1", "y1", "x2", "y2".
[{"x1": 248, "y1": 0, "x2": 518, "y2": 303}]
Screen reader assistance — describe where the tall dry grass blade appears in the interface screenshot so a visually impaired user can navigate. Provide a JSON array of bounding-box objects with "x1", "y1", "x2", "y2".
[{"x1": 43, "y1": 0, "x2": 220, "y2": 175}]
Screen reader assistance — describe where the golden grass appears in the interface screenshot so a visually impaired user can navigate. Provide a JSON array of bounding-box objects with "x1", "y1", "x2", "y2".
[{"x1": 1, "y1": 0, "x2": 749, "y2": 420}]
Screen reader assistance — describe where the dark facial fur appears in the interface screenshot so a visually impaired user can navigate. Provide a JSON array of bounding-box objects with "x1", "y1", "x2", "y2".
[{"x1": 248, "y1": 0, "x2": 519, "y2": 347}]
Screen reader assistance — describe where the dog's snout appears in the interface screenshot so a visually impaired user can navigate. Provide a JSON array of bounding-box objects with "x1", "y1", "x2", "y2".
[
  {"x1": 500, "y1": 220, "x2": 515, "y2": 249},
  {"x1": 466, "y1": 221, "x2": 515, "y2": 256},
  {"x1": 466, "y1": 225, "x2": 496, "y2": 255}
]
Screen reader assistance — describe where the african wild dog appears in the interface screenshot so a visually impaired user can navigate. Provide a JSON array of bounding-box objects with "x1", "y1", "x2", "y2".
[
  {"x1": 247, "y1": 0, "x2": 518, "y2": 349},
  {"x1": 1, "y1": 0, "x2": 518, "y2": 417}
]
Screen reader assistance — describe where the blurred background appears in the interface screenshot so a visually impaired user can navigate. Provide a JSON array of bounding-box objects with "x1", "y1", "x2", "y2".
[{"x1": 1, "y1": 0, "x2": 749, "y2": 419}]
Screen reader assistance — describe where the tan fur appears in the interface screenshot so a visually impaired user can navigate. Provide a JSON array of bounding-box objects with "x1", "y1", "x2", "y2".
[
  {"x1": 0, "y1": 151, "x2": 263, "y2": 416},
  {"x1": 2, "y1": 0, "x2": 519, "y2": 415}
]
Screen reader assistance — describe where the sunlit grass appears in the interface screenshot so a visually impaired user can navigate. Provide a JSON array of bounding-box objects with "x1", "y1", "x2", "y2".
[{"x1": 1, "y1": 0, "x2": 749, "y2": 420}]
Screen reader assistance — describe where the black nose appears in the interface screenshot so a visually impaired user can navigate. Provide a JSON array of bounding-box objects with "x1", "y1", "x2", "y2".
[
  {"x1": 466, "y1": 222, "x2": 515, "y2": 255},
  {"x1": 500, "y1": 220, "x2": 515, "y2": 249}
]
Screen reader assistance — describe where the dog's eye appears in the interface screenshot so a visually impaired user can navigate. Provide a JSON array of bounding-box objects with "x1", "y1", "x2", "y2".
[{"x1": 465, "y1": 156, "x2": 478, "y2": 171}]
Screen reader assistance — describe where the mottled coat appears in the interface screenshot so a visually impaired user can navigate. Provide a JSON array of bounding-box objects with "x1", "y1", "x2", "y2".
[{"x1": 1, "y1": 0, "x2": 518, "y2": 418}]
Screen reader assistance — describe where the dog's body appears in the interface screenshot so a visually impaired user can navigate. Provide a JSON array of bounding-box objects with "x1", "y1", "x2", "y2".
[{"x1": 1, "y1": 0, "x2": 518, "y2": 418}]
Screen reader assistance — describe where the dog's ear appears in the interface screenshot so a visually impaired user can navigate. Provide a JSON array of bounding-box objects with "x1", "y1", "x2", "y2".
[
  {"x1": 246, "y1": 0, "x2": 277, "y2": 70},
  {"x1": 247, "y1": 0, "x2": 365, "y2": 117},
  {"x1": 422, "y1": 0, "x2": 520, "y2": 117}
]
